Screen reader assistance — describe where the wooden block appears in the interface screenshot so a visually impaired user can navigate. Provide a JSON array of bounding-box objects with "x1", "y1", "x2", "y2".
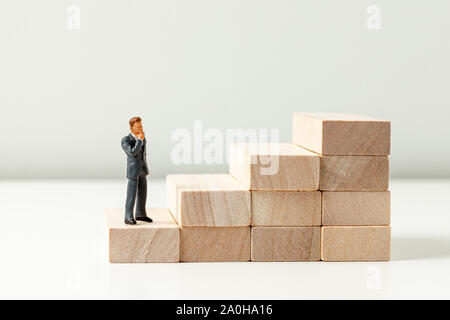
[
  {"x1": 292, "y1": 113, "x2": 391, "y2": 155},
  {"x1": 320, "y1": 156, "x2": 389, "y2": 190},
  {"x1": 321, "y1": 226, "x2": 391, "y2": 261},
  {"x1": 106, "y1": 208, "x2": 180, "y2": 263},
  {"x1": 180, "y1": 227, "x2": 250, "y2": 262},
  {"x1": 167, "y1": 174, "x2": 250, "y2": 226},
  {"x1": 251, "y1": 227, "x2": 321, "y2": 261},
  {"x1": 229, "y1": 143, "x2": 319, "y2": 190},
  {"x1": 322, "y1": 191, "x2": 390, "y2": 225},
  {"x1": 252, "y1": 191, "x2": 321, "y2": 226}
]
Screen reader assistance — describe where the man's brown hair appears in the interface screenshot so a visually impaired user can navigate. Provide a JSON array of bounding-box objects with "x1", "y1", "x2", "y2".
[{"x1": 129, "y1": 117, "x2": 142, "y2": 128}]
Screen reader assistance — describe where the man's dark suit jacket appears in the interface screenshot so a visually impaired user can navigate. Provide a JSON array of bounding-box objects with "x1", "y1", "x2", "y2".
[{"x1": 121, "y1": 134, "x2": 149, "y2": 179}]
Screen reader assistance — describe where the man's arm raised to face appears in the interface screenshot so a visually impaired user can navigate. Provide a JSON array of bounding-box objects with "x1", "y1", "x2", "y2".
[{"x1": 122, "y1": 136, "x2": 143, "y2": 157}]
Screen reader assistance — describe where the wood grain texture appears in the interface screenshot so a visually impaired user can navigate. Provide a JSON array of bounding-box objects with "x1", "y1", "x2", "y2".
[
  {"x1": 229, "y1": 143, "x2": 319, "y2": 190},
  {"x1": 252, "y1": 191, "x2": 321, "y2": 226},
  {"x1": 322, "y1": 191, "x2": 390, "y2": 225},
  {"x1": 321, "y1": 226, "x2": 391, "y2": 261},
  {"x1": 320, "y1": 156, "x2": 389, "y2": 190},
  {"x1": 106, "y1": 208, "x2": 180, "y2": 263},
  {"x1": 293, "y1": 113, "x2": 391, "y2": 155},
  {"x1": 251, "y1": 227, "x2": 321, "y2": 261},
  {"x1": 167, "y1": 174, "x2": 251, "y2": 227},
  {"x1": 181, "y1": 227, "x2": 250, "y2": 262}
]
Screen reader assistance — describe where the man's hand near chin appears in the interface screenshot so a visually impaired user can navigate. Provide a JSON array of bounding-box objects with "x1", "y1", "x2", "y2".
[{"x1": 138, "y1": 131, "x2": 145, "y2": 140}]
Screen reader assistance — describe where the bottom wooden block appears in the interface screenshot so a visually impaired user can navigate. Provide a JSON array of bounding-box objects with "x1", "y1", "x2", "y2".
[
  {"x1": 106, "y1": 208, "x2": 180, "y2": 263},
  {"x1": 321, "y1": 226, "x2": 391, "y2": 261},
  {"x1": 181, "y1": 227, "x2": 250, "y2": 262},
  {"x1": 251, "y1": 227, "x2": 321, "y2": 262}
]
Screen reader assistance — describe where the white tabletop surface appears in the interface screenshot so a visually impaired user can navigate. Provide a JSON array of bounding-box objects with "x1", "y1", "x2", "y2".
[{"x1": 0, "y1": 179, "x2": 449, "y2": 299}]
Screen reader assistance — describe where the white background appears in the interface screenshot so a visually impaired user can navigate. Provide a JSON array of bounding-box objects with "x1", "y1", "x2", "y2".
[
  {"x1": 1, "y1": 179, "x2": 449, "y2": 299},
  {"x1": 1, "y1": 0, "x2": 450, "y2": 178}
]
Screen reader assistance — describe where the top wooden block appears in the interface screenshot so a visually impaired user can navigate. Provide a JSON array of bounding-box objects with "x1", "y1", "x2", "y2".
[
  {"x1": 229, "y1": 143, "x2": 319, "y2": 190},
  {"x1": 167, "y1": 174, "x2": 251, "y2": 226},
  {"x1": 292, "y1": 113, "x2": 391, "y2": 155}
]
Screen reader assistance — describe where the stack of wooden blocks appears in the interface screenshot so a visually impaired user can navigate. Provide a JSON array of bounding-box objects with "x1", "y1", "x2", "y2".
[
  {"x1": 293, "y1": 113, "x2": 391, "y2": 261},
  {"x1": 106, "y1": 113, "x2": 391, "y2": 263}
]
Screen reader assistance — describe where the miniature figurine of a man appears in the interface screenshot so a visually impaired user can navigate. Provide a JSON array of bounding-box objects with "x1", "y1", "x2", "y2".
[{"x1": 121, "y1": 117, "x2": 153, "y2": 225}]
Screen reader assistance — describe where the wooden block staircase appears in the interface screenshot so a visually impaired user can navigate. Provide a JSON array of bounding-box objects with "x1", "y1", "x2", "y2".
[{"x1": 107, "y1": 113, "x2": 391, "y2": 263}]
